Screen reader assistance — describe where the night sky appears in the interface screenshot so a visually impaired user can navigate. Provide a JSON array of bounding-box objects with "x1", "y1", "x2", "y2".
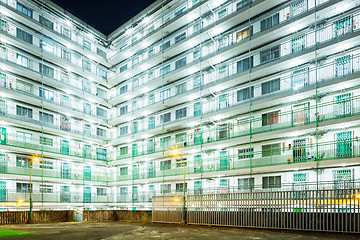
[{"x1": 51, "y1": 0, "x2": 157, "y2": 35}]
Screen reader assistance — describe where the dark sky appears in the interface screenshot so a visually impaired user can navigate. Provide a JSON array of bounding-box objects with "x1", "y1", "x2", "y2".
[{"x1": 51, "y1": 0, "x2": 157, "y2": 35}]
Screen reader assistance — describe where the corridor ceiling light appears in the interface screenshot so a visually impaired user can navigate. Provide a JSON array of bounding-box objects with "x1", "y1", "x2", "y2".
[
  {"x1": 335, "y1": 82, "x2": 352, "y2": 91},
  {"x1": 142, "y1": 64, "x2": 150, "y2": 71},
  {"x1": 189, "y1": 149, "x2": 198, "y2": 154},
  {"x1": 291, "y1": 24, "x2": 303, "y2": 32},
  {"x1": 335, "y1": 4, "x2": 349, "y2": 13},
  {"x1": 211, "y1": 0, "x2": 225, "y2": 8},
  {"x1": 188, "y1": 121, "x2": 196, "y2": 127},
  {"x1": 125, "y1": 28, "x2": 133, "y2": 35},
  {"x1": 187, "y1": 67, "x2": 197, "y2": 74},
  {"x1": 0, "y1": 65, "x2": 9, "y2": 72},
  {"x1": 291, "y1": 93, "x2": 304, "y2": 102},
  {"x1": 213, "y1": 115, "x2": 223, "y2": 121},
  {"x1": 64, "y1": 19, "x2": 72, "y2": 26},
  {"x1": 124, "y1": 51, "x2": 132, "y2": 58},
  {"x1": 213, "y1": 26, "x2": 223, "y2": 35},
  {"x1": 335, "y1": 43, "x2": 351, "y2": 53},
  {"x1": 214, "y1": 56, "x2": 225, "y2": 64},
  {"x1": 87, "y1": 33, "x2": 95, "y2": 40},
  {"x1": 0, "y1": 8, "x2": 9, "y2": 16},
  {"x1": 124, "y1": 138, "x2": 132, "y2": 143},
  {"x1": 290, "y1": 131, "x2": 300, "y2": 137},
  {"x1": 141, "y1": 87, "x2": 150, "y2": 93},
  {"x1": 187, "y1": 39, "x2": 196, "y2": 47},
  {"x1": 143, "y1": 110, "x2": 151, "y2": 116},
  {"x1": 142, "y1": 41, "x2": 150, "y2": 48},
  {"x1": 187, "y1": 13, "x2": 197, "y2": 21},
  {"x1": 124, "y1": 116, "x2": 132, "y2": 122},
  {"x1": 143, "y1": 17, "x2": 150, "y2": 23},
  {"x1": 187, "y1": 94, "x2": 197, "y2": 101},
  {"x1": 65, "y1": 43, "x2": 73, "y2": 49}
]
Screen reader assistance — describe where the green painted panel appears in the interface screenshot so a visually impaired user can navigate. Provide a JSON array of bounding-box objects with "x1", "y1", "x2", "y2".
[{"x1": 0, "y1": 127, "x2": 6, "y2": 145}]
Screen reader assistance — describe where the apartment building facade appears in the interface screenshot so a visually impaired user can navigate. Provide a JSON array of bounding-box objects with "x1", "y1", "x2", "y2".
[{"x1": 0, "y1": 0, "x2": 359, "y2": 210}]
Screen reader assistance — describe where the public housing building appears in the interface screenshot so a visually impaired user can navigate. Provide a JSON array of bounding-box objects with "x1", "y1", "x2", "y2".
[{"x1": 0, "y1": 0, "x2": 359, "y2": 210}]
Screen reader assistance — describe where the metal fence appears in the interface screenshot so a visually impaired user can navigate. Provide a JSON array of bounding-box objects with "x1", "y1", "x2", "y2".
[
  {"x1": 152, "y1": 195, "x2": 184, "y2": 223},
  {"x1": 186, "y1": 188, "x2": 360, "y2": 233}
]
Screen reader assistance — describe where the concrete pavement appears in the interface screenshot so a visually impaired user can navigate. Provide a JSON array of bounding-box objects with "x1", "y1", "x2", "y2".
[{"x1": 0, "y1": 222, "x2": 359, "y2": 240}]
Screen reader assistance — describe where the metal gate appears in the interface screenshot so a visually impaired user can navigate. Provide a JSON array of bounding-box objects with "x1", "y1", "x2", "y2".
[
  {"x1": 186, "y1": 188, "x2": 360, "y2": 233},
  {"x1": 152, "y1": 195, "x2": 184, "y2": 223}
]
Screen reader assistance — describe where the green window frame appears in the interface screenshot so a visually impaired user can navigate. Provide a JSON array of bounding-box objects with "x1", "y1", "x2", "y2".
[
  {"x1": 60, "y1": 186, "x2": 70, "y2": 203},
  {"x1": 148, "y1": 117, "x2": 155, "y2": 129},
  {"x1": 336, "y1": 131, "x2": 353, "y2": 158},
  {"x1": 220, "y1": 179, "x2": 228, "y2": 186},
  {"x1": 0, "y1": 72, "x2": 6, "y2": 88},
  {"x1": 97, "y1": 148, "x2": 107, "y2": 161},
  {"x1": 0, "y1": 181, "x2": 6, "y2": 202},
  {"x1": 61, "y1": 140, "x2": 69, "y2": 155},
  {"x1": 194, "y1": 155, "x2": 202, "y2": 173},
  {"x1": 335, "y1": 93, "x2": 352, "y2": 117},
  {"x1": 83, "y1": 187, "x2": 91, "y2": 203},
  {"x1": 291, "y1": 35, "x2": 305, "y2": 54},
  {"x1": 194, "y1": 128, "x2": 202, "y2": 144},
  {"x1": 218, "y1": 9, "x2": 227, "y2": 19},
  {"x1": 194, "y1": 102, "x2": 202, "y2": 117},
  {"x1": 220, "y1": 151, "x2": 228, "y2": 170},
  {"x1": 0, "y1": 154, "x2": 7, "y2": 174},
  {"x1": 119, "y1": 167, "x2": 128, "y2": 176},
  {"x1": 293, "y1": 173, "x2": 306, "y2": 182},
  {"x1": 132, "y1": 144, "x2": 138, "y2": 156},
  {"x1": 61, "y1": 162, "x2": 71, "y2": 179},
  {"x1": 84, "y1": 166, "x2": 91, "y2": 181},
  {"x1": 83, "y1": 145, "x2": 92, "y2": 159}
]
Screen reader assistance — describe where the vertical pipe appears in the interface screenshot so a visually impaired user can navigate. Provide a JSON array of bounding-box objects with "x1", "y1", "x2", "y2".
[{"x1": 29, "y1": 162, "x2": 32, "y2": 223}]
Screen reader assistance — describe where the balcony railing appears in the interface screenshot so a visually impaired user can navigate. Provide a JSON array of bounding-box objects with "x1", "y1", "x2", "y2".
[
  {"x1": 114, "y1": 94, "x2": 360, "y2": 160},
  {"x1": 113, "y1": 137, "x2": 360, "y2": 182}
]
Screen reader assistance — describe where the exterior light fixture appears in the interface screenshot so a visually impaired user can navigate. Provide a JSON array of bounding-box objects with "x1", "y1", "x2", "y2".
[{"x1": 125, "y1": 28, "x2": 133, "y2": 35}]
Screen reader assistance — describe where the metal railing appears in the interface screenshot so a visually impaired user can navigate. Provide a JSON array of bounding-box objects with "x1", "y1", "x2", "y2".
[
  {"x1": 186, "y1": 188, "x2": 360, "y2": 233},
  {"x1": 152, "y1": 195, "x2": 184, "y2": 223}
]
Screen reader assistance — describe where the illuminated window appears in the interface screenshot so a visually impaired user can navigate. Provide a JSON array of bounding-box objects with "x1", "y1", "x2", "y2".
[
  {"x1": 262, "y1": 176, "x2": 281, "y2": 189},
  {"x1": 39, "y1": 16, "x2": 53, "y2": 30},
  {"x1": 262, "y1": 111, "x2": 280, "y2": 126},
  {"x1": 39, "y1": 63, "x2": 54, "y2": 78},
  {"x1": 83, "y1": 39, "x2": 91, "y2": 50},
  {"x1": 17, "y1": 3, "x2": 33, "y2": 18},
  {"x1": 39, "y1": 87, "x2": 54, "y2": 101},
  {"x1": 261, "y1": 78, "x2": 280, "y2": 95},
  {"x1": 260, "y1": 13, "x2": 279, "y2": 32},
  {"x1": 218, "y1": 9, "x2": 227, "y2": 19}
]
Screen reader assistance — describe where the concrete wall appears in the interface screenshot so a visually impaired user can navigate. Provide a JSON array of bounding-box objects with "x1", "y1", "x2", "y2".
[
  {"x1": 115, "y1": 210, "x2": 152, "y2": 224},
  {"x1": 0, "y1": 210, "x2": 152, "y2": 225},
  {"x1": 0, "y1": 210, "x2": 73, "y2": 225}
]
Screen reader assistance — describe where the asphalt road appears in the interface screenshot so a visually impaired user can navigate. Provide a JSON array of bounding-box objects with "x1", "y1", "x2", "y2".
[{"x1": 0, "y1": 222, "x2": 359, "y2": 240}]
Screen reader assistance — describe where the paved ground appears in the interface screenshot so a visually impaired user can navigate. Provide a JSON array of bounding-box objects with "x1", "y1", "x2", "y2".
[{"x1": 0, "y1": 222, "x2": 359, "y2": 240}]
